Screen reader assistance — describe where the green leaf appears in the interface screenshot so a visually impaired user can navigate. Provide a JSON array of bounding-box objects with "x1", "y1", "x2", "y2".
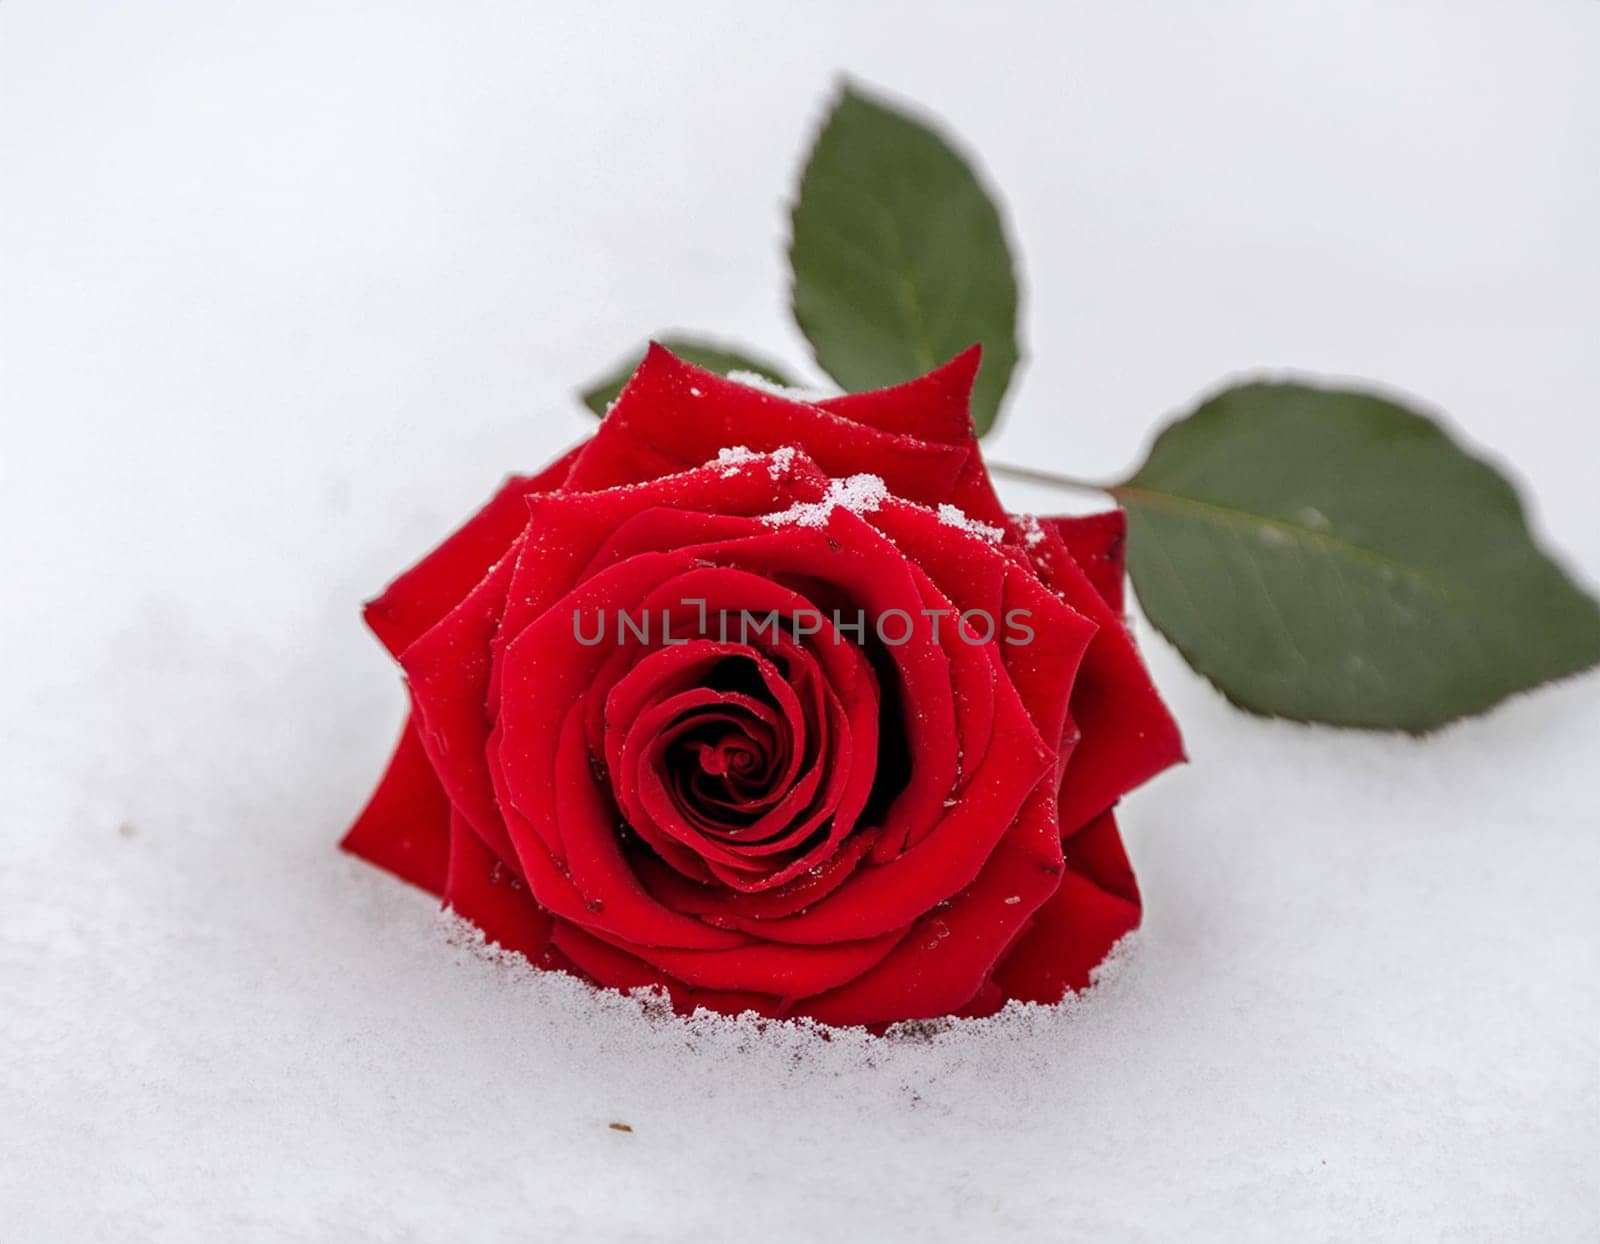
[
  {"x1": 788, "y1": 83, "x2": 1020, "y2": 436},
  {"x1": 1116, "y1": 381, "x2": 1600, "y2": 732},
  {"x1": 580, "y1": 337, "x2": 795, "y2": 416}
]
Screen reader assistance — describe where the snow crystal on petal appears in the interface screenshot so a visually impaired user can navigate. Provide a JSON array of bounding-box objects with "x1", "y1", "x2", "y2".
[
  {"x1": 713, "y1": 445, "x2": 759, "y2": 477},
  {"x1": 1016, "y1": 513, "x2": 1047, "y2": 548},
  {"x1": 766, "y1": 445, "x2": 798, "y2": 479},
  {"x1": 938, "y1": 503, "x2": 1005, "y2": 544},
  {"x1": 765, "y1": 474, "x2": 887, "y2": 528}
]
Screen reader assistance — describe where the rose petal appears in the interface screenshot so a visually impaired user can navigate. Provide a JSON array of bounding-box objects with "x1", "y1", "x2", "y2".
[
  {"x1": 546, "y1": 922, "x2": 785, "y2": 1018},
  {"x1": 402, "y1": 555, "x2": 520, "y2": 860},
  {"x1": 559, "y1": 914, "x2": 908, "y2": 1002},
  {"x1": 818, "y1": 346, "x2": 1007, "y2": 525},
  {"x1": 1022, "y1": 522, "x2": 1185, "y2": 830},
  {"x1": 1035, "y1": 510, "x2": 1127, "y2": 614},
  {"x1": 633, "y1": 827, "x2": 883, "y2": 924},
  {"x1": 801, "y1": 783, "x2": 1064, "y2": 1026},
  {"x1": 497, "y1": 452, "x2": 831, "y2": 643},
  {"x1": 565, "y1": 345, "x2": 972, "y2": 505},
  {"x1": 989, "y1": 809, "x2": 1142, "y2": 1004},
  {"x1": 339, "y1": 717, "x2": 451, "y2": 896},
  {"x1": 868, "y1": 498, "x2": 1098, "y2": 791},
  {"x1": 443, "y1": 811, "x2": 550, "y2": 960}
]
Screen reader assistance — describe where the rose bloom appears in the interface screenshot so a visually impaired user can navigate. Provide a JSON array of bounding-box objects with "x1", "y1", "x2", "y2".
[{"x1": 344, "y1": 346, "x2": 1182, "y2": 1027}]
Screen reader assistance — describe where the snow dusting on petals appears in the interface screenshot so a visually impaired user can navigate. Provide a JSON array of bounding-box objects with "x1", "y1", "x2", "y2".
[
  {"x1": 709, "y1": 444, "x2": 802, "y2": 481},
  {"x1": 765, "y1": 445, "x2": 798, "y2": 479},
  {"x1": 938, "y1": 503, "x2": 1005, "y2": 544},
  {"x1": 765, "y1": 473, "x2": 887, "y2": 528},
  {"x1": 1017, "y1": 513, "x2": 1046, "y2": 549},
  {"x1": 712, "y1": 445, "x2": 759, "y2": 477}
]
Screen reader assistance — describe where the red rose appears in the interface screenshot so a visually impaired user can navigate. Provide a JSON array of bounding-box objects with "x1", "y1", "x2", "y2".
[{"x1": 344, "y1": 346, "x2": 1182, "y2": 1026}]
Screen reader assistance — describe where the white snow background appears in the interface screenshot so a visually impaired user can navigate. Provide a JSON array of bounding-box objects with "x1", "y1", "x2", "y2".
[{"x1": 3, "y1": 3, "x2": 1598, "y2": 1240}]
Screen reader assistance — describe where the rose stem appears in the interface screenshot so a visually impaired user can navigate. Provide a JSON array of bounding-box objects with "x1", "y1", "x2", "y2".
[{"x1": 987, "y1": 462, "x2": 1115, "y2": 496}]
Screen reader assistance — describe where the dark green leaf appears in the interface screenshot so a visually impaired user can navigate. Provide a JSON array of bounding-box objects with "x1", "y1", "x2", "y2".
[
  {"x1": 1116, "y1": 381, "x2": 1600, "y2": 731},
  {"x1": 788, "y1": 83, "x2": 1020, "y2": 436},
  {"x1": 580, "y1": 337, "x2": 795, "y2": 416}
]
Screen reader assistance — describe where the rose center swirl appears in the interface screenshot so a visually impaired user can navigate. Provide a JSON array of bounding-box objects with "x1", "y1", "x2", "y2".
[{"x1": 598, "y1": 619, "x2": 880, "y2": 894}]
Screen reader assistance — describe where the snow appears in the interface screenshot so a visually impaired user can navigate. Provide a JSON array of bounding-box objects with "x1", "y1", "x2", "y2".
[
  {"x1": 711, "y1": 444, "x2": 799, "y2": 480},
  {"x1": 765, "y1": 473, "x2": 888, "y2": 527},
  {"x1": 712, "y1": 444, "x2": 759, "y2": 476},
  {"x1": 765, "y1": 444, "x2": 798, "y2": 478},
  {"x1": 3, "y1": 3, "x2": 1599, "y2": 1241},
  {"x1": 937, "y1": 502, "x2": 1006, "y2": 543}
]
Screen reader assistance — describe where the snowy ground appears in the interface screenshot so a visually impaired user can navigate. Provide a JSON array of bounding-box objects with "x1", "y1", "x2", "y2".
[{"x1": 3, "y1": 3, "x2": 1598, "y2": 1240}]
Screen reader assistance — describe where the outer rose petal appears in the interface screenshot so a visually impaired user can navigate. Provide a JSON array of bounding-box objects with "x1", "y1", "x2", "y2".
[
  {"x1": 365, "y1": 445, "x2": 584, "y2": 659},
  {"x1": 582, "y1": 920, "x2": 906, "y2": 1001},
  {"x1": 803, "y1": 783, "x2": 1064, "y2": 1027},
  {"x1": 1022, "y1": 521, "x2": 1185, "y2": 831},
  {"x1": 548, "y1": 922, "x2": 786, "y2": 1019},
  {"x1": 818, "y1": 346, "x2": 1007, "y2": 526},
  {"x1": 817, "y1": 347, "x2": 980, "y2": 444},
  {"x1": 444, "y1": 812, "x2": 551, "y2": 961},
  {"x1": 403, "y1": 556, "x2": 521, "y2": 862},
  {"x1": 340, "y1": 718, "x2": 451, "y2": 895},
  {"x1": 1040, "y1": 510, "x2": 1127, "y2": 614},
  {"x1": 989, "y1": 810, "x2": 1141, "y2": 1004},
  {"x1": 565, "y1": 345, "x2": 973, "y2": 508}
]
